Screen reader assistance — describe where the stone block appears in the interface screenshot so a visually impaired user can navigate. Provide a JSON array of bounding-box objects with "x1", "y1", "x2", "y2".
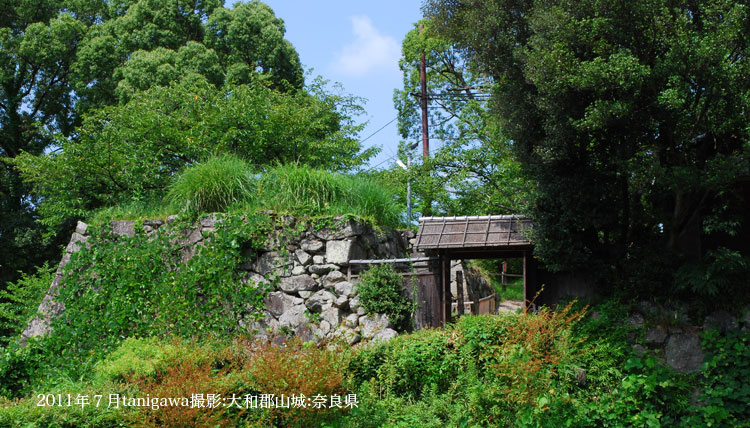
[
  {"x1": 665, "y1": 333, "x2": 703, "y2": 373},
  {"x1": 334, "y1": 295, "x2": 349, "y2": 310},
  {"x1": 254, "y1": 251, "x2": 293, "y2": 276},
  {"x1": 309, "y1": 264, "x2": 337, "y2": 275},
  {"x1": 360, "y1": 313, "x2": 393, "y2": 339},
  {"x1": 703, "y1": 311, "x2": 738, "y2": 333},
  {"x1": 306, "y1": 290, "x2": 335, "y2": 312},
  {"x1": 326, "y1": 240, "x2": 364, "y2": 265},
  {"x1": 323, "y1": 270, "x2": 346, "y2": 285},
  {"x1": 372, "y1": 328, "x2": 398, "y2": 343},
  {"x1": 321, "y1": 306, "x2": 341, "y2": 327},
  {"x1": 279, "y1": 275, "x2": 318, "y2": 293},
  {"x1": 344, "y1": 313, "x2": 359, "y2": 328},
  {"x1": 75, "y1": 221, "x2": 88, "y2": 235},
  {"x1": 645, "y1": 326, "x2": 668, "y2": 345},
  {"x1": 265, "y1": 291, "x2": 298, "y2": 318},
  {"x1": 279, "y1": 304, "x2": 308, "y2": 328},
  {"x1": 301, "y1": 239, "x2": 324, "y2": 253},
  {"x1": 110, "y1": 220, "x2": 135, "y2": 237},
  {"x1": 334, "y1": 281, "x2": 355, "y2": 298},
  {"x1": 295, "y1": 249, "x2": 312, "y2": 266}
]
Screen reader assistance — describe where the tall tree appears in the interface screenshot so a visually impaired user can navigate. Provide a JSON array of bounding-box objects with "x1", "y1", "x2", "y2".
[
  {"x1": 392, "y1": 20, "x2": 527, "y2": 217},
  {"x1": 1, "y1": 0, "x2": 308, "y2": 287},
  {"x1": 424, "y1": 0, "x2": 750, "y2": 291},
  {"x1": 0, "y1": 2, "x2": 93, "y2": 286}
]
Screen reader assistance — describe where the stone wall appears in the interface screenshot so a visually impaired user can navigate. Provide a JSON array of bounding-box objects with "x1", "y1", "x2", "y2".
[
  {"x1": 622, "y1": 302, "x2": 750, "y2": 373},
  {"x1": 22, "y1": 215, "x2": 412, "y2": 346}
]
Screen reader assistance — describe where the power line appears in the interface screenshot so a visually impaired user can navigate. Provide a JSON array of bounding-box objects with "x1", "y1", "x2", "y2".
[
  {"x1": 360, "y1": 117, "x2": 398, "y2": 144},
  {"x1": 367, "y1": 152, "x2": 400, "y2": 172}
]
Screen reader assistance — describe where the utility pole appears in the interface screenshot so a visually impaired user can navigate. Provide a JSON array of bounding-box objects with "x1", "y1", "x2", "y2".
[
  {"x1": 419, "y1": 23, "x2": 431, "y2": 216},
  {"x1": 420, "y1": 24, "x2": 429, "y2": 160}
]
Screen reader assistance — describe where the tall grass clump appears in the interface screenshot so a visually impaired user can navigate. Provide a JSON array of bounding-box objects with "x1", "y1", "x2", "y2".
[
  {"x1": 255, "y1": 164, "x2": 401, "y2": 227},
  {"x1": 167, "y1": 155, "x2": 255, "y2": 214}
]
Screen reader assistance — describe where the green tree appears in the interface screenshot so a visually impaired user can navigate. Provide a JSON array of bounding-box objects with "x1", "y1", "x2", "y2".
[
  {"x1": 424, "y1": 0, "x2": 750, "y2": 290},
  {"x1": 1, "y1": 0, "x2": 306, "y2": 288},
  {"x1": 15, "y1": 76, "x2": 374, "y2": 229},
  {"x1": 392, "y1": 20, "x2": 527, "y2": 218},
  {"x1": 0, "y1": 2, "x2": 93, "y2": 286}
]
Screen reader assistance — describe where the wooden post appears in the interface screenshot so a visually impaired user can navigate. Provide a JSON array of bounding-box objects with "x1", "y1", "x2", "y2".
[
  {"x1": 456, "y1": 269, "x2": 464, "y2": 316},
  {"x1": 502, "y1": 261, "x2": 507, "y2": 292},
  {"x1": 523, "y1": 251, "x2": 540, "y2": 312},
  {"x1": 523, "y1": 254, "x2": 528, "y2": 313},
  {"x1": 441, "y1": 256, "x2": 452, "y2": 324}
]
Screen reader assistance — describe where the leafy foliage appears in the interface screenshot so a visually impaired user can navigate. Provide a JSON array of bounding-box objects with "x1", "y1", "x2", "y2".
[
  {"x1": 684, "y1": 328, "x2": 750, "y2": 427},
  {"x1": 390, "y1": 20, "x2": 528, "y2": 219},
  {"x1": 242, "y1": 337, "x2": 349, "y2": 427},
  {"x1": 1, "y1": 0, "x2": 307, "y2": 289},
  {"x1": 0, "y1": 264, "x2": 54, "y2": 346},
  {"x1": 16, "y1": 78, "x2": 373, "y2": 230},
  {"x1": 356, "y1": 264, "x2": 413, "y2": 330},
  {"x1": 0, "y1": 0, "x2": 90, "y2": 290},
  {"x1": 0, "y1": 213, "x2": 273, "y2": 396},
  {"x1": 423, "y1": 0, "x2": 750, "y2": 287}
]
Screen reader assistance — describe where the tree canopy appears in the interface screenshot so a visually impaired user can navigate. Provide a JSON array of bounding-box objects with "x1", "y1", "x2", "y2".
[
  {"x1": 390, "y1": 20, "x2": 527, "y2": 219},
  {"x1": 424, "y1": 0, "x2": 750, "y2": 292},
  {"x1": 0, "y1": 0, "x2": 370, "y2": 287}
]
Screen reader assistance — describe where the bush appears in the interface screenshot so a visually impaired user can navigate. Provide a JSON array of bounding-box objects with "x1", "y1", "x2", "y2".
[
  {"x1": 0, "y1": 342, "x2": 45, "y2": 399},
  {"x1": 356, "y1": 264, "x2": 412, "y2": 330},
  {"x1": 241, "y1": 336, "x2": 349, "y2": 427},
  {"x1": 683, "y1": 328, "x2": 750, "y2": 427},
  {"x1": 93, "y1": 337, "x2": 175, "y2": 383},
  {"x1": 344, "y1": 305, "x2": 592, "y2": 427},
  {"x1": 130, "y1": 339, "x2": 238, "y2": 428},
  {"x1": 167, "y1": 155, "x2": 255, "y2": 214},
  {"x1": 353, "y1": 329, "x2": 459, "y2": 398}
]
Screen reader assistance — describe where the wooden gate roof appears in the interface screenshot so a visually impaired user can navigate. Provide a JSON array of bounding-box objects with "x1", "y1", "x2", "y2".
[{"x1": 415, "y1": 215, "x2": 532, "y2": 251}]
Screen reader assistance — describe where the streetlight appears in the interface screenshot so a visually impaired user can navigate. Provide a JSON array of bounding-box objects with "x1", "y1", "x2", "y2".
[{"x1": 397, "y1": 142, "x2": 419, "y2": 224}]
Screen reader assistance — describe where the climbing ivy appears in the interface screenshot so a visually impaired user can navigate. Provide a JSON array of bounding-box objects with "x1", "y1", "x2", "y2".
[{"x1": 27, "y1": 213, "x2": 274, "y2": 383}]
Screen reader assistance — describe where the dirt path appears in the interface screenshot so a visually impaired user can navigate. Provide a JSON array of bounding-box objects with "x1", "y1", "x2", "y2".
[{"x1": 497, "y1": 300, "x2": 524, "y2": 314}]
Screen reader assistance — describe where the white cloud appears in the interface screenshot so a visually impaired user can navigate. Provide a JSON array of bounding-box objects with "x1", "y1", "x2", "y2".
[{"x1": 331, "y1": 15, "x2": 400, "y2": 77}]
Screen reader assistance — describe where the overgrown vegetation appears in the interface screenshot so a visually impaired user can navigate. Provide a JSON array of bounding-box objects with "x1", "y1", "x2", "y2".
[
  {"x1": 90, "y1": 161, "x2": 402, "y2": 229},
  {"x1": 1, "y1": 0, "x2": 749, "y2": 425},
  {"x1": 0, "y1": 264, "x2": 54, "y2": 346},
  {"x1": 419, "y1": 0, "x2": 750, "y2": 299},
  {"x1": 0, "y1": 213, "x2": 274, "y2": 398},
  {"x1": 5, "y1": 300, "x2": 745, "y2": 427}
]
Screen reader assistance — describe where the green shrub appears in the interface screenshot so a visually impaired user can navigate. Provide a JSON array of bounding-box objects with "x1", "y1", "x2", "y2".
[
  {"x1": 94, "y1": 337, "x2": 174, "y2": 383},
  {"x1": 356, "y1": 264, "x2": 412, "y2": 330},
  {"x1": 0, "y1": 389, "x2": 133, "y2": 428},
  {"x1": 167, "y1": 155, "x2": 255, "y2": 214},
  {"x1": 0, "y1": 342, "x2": 45, "y2": 399}
]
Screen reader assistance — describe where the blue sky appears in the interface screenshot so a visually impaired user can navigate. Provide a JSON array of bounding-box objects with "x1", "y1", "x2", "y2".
[{"x1": 248, "y1": 1, "x2": 424, "y2": 170}]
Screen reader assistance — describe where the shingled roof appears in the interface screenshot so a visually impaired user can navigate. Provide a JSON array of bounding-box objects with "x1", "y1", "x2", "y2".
[{"x1": 415, "y1": 215, "x2": 532, "y2": 250}]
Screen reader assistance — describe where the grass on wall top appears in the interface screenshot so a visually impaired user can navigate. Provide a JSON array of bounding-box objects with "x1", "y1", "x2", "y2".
[{"x1": 89, "y1": 158, "x2": 403, "y2": 229}]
